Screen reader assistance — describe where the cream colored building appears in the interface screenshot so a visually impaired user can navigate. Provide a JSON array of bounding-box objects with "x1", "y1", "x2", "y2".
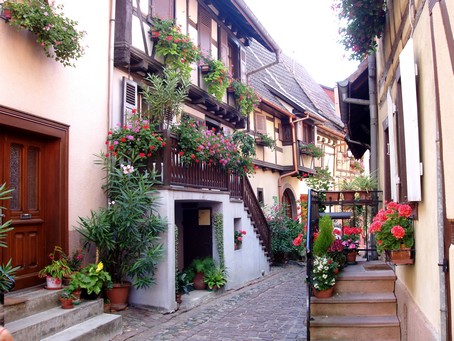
[{"x1": 340, "y1": 0, "x2": 454, "y2": 339}]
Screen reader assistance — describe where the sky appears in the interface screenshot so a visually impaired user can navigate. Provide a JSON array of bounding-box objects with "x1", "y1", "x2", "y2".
[{"x1": 243, "y1": 0, "x2": 360, "y2": 87}]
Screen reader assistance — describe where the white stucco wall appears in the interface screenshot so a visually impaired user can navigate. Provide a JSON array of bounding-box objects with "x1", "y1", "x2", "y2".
[
  {"x1": 128, "y1": 188, "x2": 270, "y2": 312},
  {"x1": 0, "y1": 0, "x2": 111, "y2": 251}
]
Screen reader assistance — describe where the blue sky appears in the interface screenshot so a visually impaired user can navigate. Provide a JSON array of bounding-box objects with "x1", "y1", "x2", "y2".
[{"x1": 244, "y1": 0, "x2": 359, "y2": 87}]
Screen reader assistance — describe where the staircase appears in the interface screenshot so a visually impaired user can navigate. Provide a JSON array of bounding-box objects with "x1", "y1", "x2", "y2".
[
  {"x1": 5, "y1": 286, "x2": 122, "y2": 341},
  {"x1": 310, "y1": 260, "x2": 400, "y2": 341}
]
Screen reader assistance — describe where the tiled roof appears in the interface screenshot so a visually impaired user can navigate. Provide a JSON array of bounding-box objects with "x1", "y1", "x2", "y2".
[{"x1": 246, "y1": 41, "x2": 344, "y2": 132}]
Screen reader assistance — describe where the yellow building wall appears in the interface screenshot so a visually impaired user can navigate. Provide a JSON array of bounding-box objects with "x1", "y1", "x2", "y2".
[{"x1": 376, "y1": 0, "x2": 454, "y2": 337}]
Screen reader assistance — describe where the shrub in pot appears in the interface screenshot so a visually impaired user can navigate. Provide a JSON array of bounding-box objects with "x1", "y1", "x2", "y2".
[
  {"x1": 38, "y1": 246, "x2": 72, "y2": 289},
  {"x1": 187, "y1": 257, "x2": 215, "y2": 290},
  {"x1": 204, "y1": 265, "x2": 228, "y2": 290},
  {"x1": 77, "y1": 153, "x2": 167, "y2": 310}
]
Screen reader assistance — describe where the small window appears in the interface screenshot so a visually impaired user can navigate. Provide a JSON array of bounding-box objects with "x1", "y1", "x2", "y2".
[
  {"x1": 257, "y1": 188, "x2": 264, "y2": 206},
  {"x1": 279, "y1": 123, "x2": 292, "y2": 145},
  {"x1": 255, "y1": 112, "x2": 267, "y2": 134},
  {"x1": 302, "y1": 123, "x2": 314, "y2": 143}
]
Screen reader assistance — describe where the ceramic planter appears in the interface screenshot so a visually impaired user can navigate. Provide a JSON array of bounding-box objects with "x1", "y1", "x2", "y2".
[
  {"x1": 45, "y1": 276, "x2": 62, "y2": 290},
  {"x1": 312, "y1": 286, "x2": 334, "y2": 298},
  {"x1": 106, "y1": 282, "x2": 131, "y2": 311}
]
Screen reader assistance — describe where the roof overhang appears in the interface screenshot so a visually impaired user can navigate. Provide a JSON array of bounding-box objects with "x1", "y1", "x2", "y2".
[
  {"x1": 337, "y1": 58, "x2": 370, "y2": 159},
  {"x1": 206, "y1": 0, "x2": 280, "y2": 52}
]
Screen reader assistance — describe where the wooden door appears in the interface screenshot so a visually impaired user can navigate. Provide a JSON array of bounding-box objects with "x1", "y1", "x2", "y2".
[
  {"x1": 0, "y1": 133, "x2": 47, "y2": 289},
  {"x1": 183, "y1": 209, "x2": 212, "y2": 268}
]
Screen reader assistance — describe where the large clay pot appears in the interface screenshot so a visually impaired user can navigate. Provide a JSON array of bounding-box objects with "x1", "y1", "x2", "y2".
[
  {"x1": 193, "y1": 272, "x2": 206, "y2": 290},
  {"x1": 106, "y1": 282, "x2": 131, "y2": 311},
  {"x1": 313, "y1": 286, "x2": 334, "y2": 298}
]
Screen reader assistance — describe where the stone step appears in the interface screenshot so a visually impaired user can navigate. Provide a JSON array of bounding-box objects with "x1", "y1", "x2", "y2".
[
  {"x1": 7, "y1": 299, "x2": 104, "y2": 341},
  {"x1": 40, "y1": 314, "x2": 123, "y2": 341},
  {"x1": 335, "y1": 262, "x2": 396, "y2": 294},
  {"x1": 310, "y1": 315, "x2": 400, "y2": 340},
  {"x1": 5, "y1": 285, "x2": 62, "y2": 323},
  {"x1": 311, "y1": 292, "x2": 397, "y2": 316}
]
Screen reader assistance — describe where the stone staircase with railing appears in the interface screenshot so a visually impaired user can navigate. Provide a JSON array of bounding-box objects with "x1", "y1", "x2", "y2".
[
  {"x1": 310, "y1": 260, "x2": 400, "y2": 341},
  {"x1": 5, "y1": 285, "x2": 122, "y2": 341}
]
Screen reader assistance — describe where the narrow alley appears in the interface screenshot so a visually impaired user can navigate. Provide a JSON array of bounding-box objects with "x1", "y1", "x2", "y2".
[{"x1": 112, "y1": 263, "x2": 307, "y2": 341}]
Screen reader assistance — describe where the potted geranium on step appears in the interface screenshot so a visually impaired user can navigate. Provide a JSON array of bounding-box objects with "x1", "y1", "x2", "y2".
[{"x1": 38, "y1": 246, "x2": 72, "y2": 289}]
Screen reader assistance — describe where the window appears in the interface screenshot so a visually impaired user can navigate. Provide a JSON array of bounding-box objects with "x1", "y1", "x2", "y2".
[
  {"x1": 228, "y1": 41, "x2": 240, "y2": 79},
  {"x1": 257, "y1": 188, "x2": 264, "y2": 206},
  {"x1": 151, "y1": 0, "x2": 173, "y2": 20},
  {"x1": 302, "y1": 123, "x2": 314, "y2": 144},
  {"x1": 279, "y1": 123, "x2": 292, "y2": 146},
  {"x1": 255, "y1": 112, "x2": 267, "y2": 134}
]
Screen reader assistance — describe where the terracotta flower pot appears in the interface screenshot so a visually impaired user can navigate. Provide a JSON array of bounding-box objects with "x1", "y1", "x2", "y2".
[
  {"x1": 106, "y1": 282, "x2": 131, "y2": 311},
  {"x1": 193, "y1": 272, "x2": 206, "y2": 290},
  {"x1": 346, "y1": 252, "x2": 358, "y2": 265},
  {"x1": 389, "y1": 247, "x2": 414, "y2": 265},
  {"x1": 312, "y1": 286, "x2": 334, "y2": 298},
  {"x1": 60, "y1": 297, "x2": 74, "y2": 309}
]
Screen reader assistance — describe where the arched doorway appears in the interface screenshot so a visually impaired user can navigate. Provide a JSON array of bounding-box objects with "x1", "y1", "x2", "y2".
[{"x1": 282, "y1": 188, "x2": 297, "y2": 219}]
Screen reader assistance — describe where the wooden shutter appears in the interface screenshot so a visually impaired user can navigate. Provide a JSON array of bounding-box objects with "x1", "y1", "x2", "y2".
[
  {"x1": 240, "y1": 47, "x2": 247, "y2": 83},
  {"x1": 122, "y1": 78, "x2": 138, "y2": 124},
  {"x1": 387, "y1": 90, "x2": 398, "y2": 201},
  {"x1": 399, "y1": 39, "x2": 421, "y2": 202},
  {"x1": 219, "y1": 27, "x2": 229, "y2": 66},
  {"x1": 198, "y1": 6, "x2": 211, "y2": 56},
  {"x1": 152, "y1": 0, "x2": 173, "y2": 19},
  {"x1": 255, "y1": 112, "x2": 266, "y2": 134}
]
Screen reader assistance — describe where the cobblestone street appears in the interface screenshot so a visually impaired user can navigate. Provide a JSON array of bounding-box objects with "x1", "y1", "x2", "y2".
[{"x1": 112, "y1": 263, "x2": 307, "y2": 340}]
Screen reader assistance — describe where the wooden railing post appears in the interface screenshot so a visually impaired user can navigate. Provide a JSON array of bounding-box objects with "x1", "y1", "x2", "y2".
[{"x1": 162, "y1": 129, "x2": 171, "y2": 186}]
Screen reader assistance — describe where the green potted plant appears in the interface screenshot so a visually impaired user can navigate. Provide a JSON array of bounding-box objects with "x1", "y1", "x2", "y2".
[
  {"x1": 176, "y1": 270, "x2": 192, "y2": 303},
  {"x1": 188, "y1": 257, "x2": 215, "y2": 290},
  {"x1": 4, "y1": 0, "x2": 86, "y2": 67},
  {"x1": 200, "y1": 56, "x2": 230, "y2": 101},
  {"x1": 67, "y1": 262, "x2": 112, "y2": 300},
  {"x1": 59, "y1": 290, "x2": 76, "y2": 309},
  {"x1": 370, "y1": 201, "x2": 414, "y2": 264},
  {"x1": 204, "y1": 265, "x2": 228, "y2": 291},
  {"x1": 313, "y1": 215, "x2": 335, "y2": 257},
  {"x1": 38, "y1": 246, "x2": 72, "y2": 289},
  {"x1": 77, "y1": 151, "x2": 167, "y2": 310}
]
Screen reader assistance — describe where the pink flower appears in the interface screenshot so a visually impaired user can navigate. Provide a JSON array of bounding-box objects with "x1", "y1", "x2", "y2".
[
  {"x1": 391, "y1": 225, "x2": 405, "y2": 239},
  {"x1": 370, "y1": 221, "x2": 382, "y2": 233},
  {"x1": 398, "y1": 204, "x2": 412, "y2": 218}
]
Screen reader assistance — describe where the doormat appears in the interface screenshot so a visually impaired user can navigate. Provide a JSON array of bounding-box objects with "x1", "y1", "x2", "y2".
[{"x1": 363, "y1": 263, "x2": 392, "y2": 271}]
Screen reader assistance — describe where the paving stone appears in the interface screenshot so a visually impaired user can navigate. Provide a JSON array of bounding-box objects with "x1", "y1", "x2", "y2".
[{"x1": 111, "y1": 263, "x2": 307, "y2": 340}]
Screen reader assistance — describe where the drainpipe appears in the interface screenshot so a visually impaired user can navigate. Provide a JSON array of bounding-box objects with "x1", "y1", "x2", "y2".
[
  {"x1": 429, "y1": 2, "x2": 449, "y2": 339},
  {"x1": 278, "y1": 115, "x2": 310, "y2": 206}
]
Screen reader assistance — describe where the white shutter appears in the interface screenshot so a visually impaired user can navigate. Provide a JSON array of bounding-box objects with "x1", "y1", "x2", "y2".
[
  {"x1": 122, "y1": 77, "x2": 138, "y2": 124},
  {"x1": 399, "y1": 39, "x2": 422, "y2": 202},
  {"x1": 387, "y1": 90, "x2": 398, "y2": 201}
]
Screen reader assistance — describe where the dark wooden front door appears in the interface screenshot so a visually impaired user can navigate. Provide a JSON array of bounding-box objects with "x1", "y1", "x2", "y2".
[{"x1": 1, "y1": 132, "x2": 52, "y2": 289}]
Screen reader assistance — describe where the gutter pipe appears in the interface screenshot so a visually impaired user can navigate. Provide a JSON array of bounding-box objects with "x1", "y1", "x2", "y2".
[{"x1": 278, "y1": 115, "x2": 310, "y2": 206}]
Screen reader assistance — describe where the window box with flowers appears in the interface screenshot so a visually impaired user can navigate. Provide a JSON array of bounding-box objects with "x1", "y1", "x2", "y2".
[
  {"x1": 4, "y1": 0, "x2": 86, "y2": 67},
  {"x1": 170, "y1": 116, "x2": 256, "y2": 176},
  {"x1": 230, "y1": 79, "x2": 260, "y2": 117},
  {"x1": 370, "y1": 201, "x2": 415, "y2": 265},
  {"x1": 200, "y1": 56, "x2": 231, "y2": 102},
  {"x1": 234, "y1": 230, "x2": 246, "y2": 250},
  {"x1": 150, "y1": 17, "x2": 201, "y2": 78},
  {"x1": 299, "y1": 143, "x2": 324, "y2": 158}
]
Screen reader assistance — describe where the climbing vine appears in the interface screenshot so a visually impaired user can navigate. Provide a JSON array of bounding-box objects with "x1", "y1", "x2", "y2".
[{"x1": 213, "y1": 213, "x2": 224, "y2": 267}]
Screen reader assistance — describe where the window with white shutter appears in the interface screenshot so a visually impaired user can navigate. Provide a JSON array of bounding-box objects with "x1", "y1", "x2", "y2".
[{"x1": 122, "y1": 78, "x2": 138, "y2": 124}]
